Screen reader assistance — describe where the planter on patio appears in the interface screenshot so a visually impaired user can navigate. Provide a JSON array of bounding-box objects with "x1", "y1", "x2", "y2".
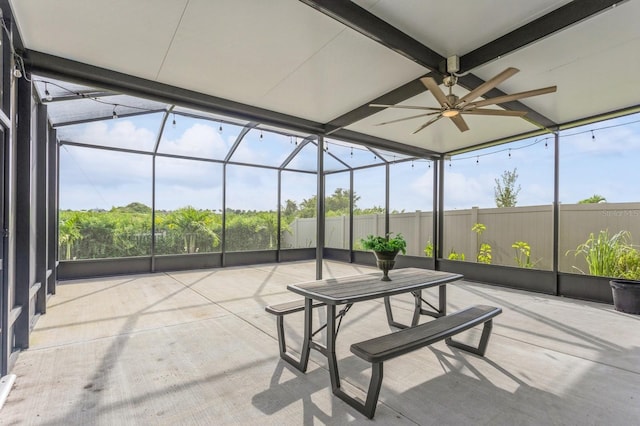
[
  {"x1": 609, "y1": 279, "x2": 640, "y2": 314},
  {"x1": 373, "y1": 250, "x2": 399, "y2": 281},
  {"x1": 360, "y1": 233, "x2": 407, "y2": 282}
]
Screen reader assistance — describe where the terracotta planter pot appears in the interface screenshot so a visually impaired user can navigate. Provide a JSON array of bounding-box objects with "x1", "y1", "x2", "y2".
[
  {"x1": 373, "y1": 250, "x2": 399, "y2": 281},
  {"x1": 609, "y1": 279, "x2": 640, "y2": 314}
]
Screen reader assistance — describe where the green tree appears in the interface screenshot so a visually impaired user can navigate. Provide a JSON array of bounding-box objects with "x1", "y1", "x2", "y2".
[
  {"x1": 282, "y1": 199, "x2": 298, "y2": 217},
  {"x1": 256, "y1": 211, "x2": 278, "y2": 248},
  {"x1": 164, "y1": 206, "x2": 220, "y2": 253},
  {"x1": 578, "y1": 194, "x2": 606, "y2": 204},
  {"x1": 111, "y1": 202, "x2": 152, "y2": 213},
  {"x1": 299, "y1": 188, "x2": 360, "y2": 217},
  {"x1": 494, "y1": 168, "x2": 521, "y2": 207},
  {"x1": 59, "y1": 212, "x2": 83, "y2": 260}
]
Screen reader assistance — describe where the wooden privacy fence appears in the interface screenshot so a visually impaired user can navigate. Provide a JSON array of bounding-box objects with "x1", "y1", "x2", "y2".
[{"x1": 281, "y1": 203, "x2": 640, "y2": 272}]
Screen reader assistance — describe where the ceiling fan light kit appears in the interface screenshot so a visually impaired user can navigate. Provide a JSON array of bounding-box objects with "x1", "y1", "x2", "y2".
[{"x1": 371, "y1": 59, "x2": 557, "y2": 134}]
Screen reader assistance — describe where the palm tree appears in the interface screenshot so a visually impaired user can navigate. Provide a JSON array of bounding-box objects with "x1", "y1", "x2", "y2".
[
  {"x1": 578, "y1": 194, "x2": 606, "y2": 204},
  {"x1": 257, "y1": 211, "x2": 278, "y2": 248},
  {"x1": 164, "y1": 206, "x2": 220, "y2": 253},
  {"x1": 59, "y1": 212, "x2": 82, "y2": 260}
]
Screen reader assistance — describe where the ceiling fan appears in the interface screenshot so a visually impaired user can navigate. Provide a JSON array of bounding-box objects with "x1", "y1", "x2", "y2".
[{"x1": 370, "y1": 67, "x2": 556, "y2": 133}]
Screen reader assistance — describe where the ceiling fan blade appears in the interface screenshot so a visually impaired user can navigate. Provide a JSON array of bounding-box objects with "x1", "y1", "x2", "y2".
[
  {"x1": 420, "y1": 77, "x2": 450, "y2": 107},
  {"x1": 412, "y1": 115, "x2": 443, "y2": 134},
  {"x1": 375, "y1": 111, "x2": 441, "y2": 126},
  {"x1": 449, "y1": 114, "x2": 469, "y2": 132},
  {"x1": 370, "y1": 103, "x2": 441, "y2": 111},
  {"x1": 462, "y1": 109, "x2": 527, "y2": 117},
  {"x1": 467, "y1": 86, "x2": 557, "y2": 108},
  {"x1": 458, "y1": 67, "x2": 520, "y2": 105}
]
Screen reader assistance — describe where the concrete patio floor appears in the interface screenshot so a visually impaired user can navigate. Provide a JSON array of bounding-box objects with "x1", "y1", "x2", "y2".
[{"x1": 1, "y1": 260, "x2": 639, "y2": 425}]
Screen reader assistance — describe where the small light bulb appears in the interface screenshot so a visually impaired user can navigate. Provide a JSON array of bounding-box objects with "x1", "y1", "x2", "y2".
[
  {"x1": 44, "y1": 89, "x2": 53, "y2": 102},
  {"x1": 13, "y1": 66, "x2": 22, "y2": 78},
  {"x1": 219, "y1": 125, "x2": 223, "y2": 133},
  {"x1": 112, "y1": 105, "x2": 118, "y2": 119}
]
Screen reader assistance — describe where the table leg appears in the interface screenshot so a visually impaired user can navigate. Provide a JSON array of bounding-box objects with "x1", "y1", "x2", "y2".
[
  {"x1": 439, "y1": 284, "x2": 447, "y2": 316},
  {"x1": 384, "y1": 284, "x2": 448, "y2": 329},
  {"x1": 326, "y1": 304, "x2": 341, "y2": 391},
  {"x1": 280, "y1": 298, "x2": 312, "y2": 372},
  {"x1": 327, "y1": 303, "x2": 372, "y2": 415}
]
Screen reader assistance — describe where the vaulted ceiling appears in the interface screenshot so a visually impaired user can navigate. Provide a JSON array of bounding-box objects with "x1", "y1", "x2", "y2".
[{"x1": 7, "y1": 0, "x2": 640, "y2": 157}]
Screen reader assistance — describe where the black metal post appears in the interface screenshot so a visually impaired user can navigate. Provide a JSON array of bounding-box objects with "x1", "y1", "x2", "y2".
[
  {"x1": 277, "y1": 169, "x2": 282, "y2": 262},
  {"x1": 14, "y1": 75, "x2": 31, "y2": 349},
  {"x1": 553, "y1": 131, "x2": 560, "y2": 295},
  {"x1": 35, "y1": 102, "x2": 47, "y2": 314},
  {"x1": 349, "y1": 169, "x2": 354, "y2": 261},
  {"x1": 316, "y1": 135, "x2": 324, "y2": 280},
  {"x1": 385, "y1": 163, "x2": 390, "y2": 236},
  {"x1": 46, "y1": 125, "x2": 57, "y2": 295}
]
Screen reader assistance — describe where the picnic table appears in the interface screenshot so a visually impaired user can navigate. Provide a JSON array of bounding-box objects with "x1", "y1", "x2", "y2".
[{"x1": 270, "y1": 268, "x2": 464, "y2": 416}]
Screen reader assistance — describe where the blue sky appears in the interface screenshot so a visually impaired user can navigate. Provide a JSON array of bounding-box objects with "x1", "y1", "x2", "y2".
[{"x1": 59, "y1": 112, "x2": 640, "y2": 212}]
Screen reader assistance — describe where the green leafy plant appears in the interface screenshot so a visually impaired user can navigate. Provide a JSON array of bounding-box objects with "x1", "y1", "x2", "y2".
[
  {"x1": 512, "y1": 241, "x2": 540, "y2": 268},
  {"x1": 567, "y1": 230, "x2": 640, "y2": 279},
  {"x1": 477, "y1": 243, "x2": 492, "y2": 264},
  {"x1": 472, "y1": 223, "x2": 492, "y2": 264},
  {"x1": 423, "y1": 240, "x2": 433, "y2": 257},
  {"x1": 448, "y1": 249, "x2": 465, "y2": 261},
  {"x1": 494, "y1": 168, "x2": 521, "y2": 207},
  {"x1": 360, "y1": 233, "x2": 407, "y2": 254},
  {"x1": 615, "y1": 249, "x2": 640, "y2": 279},
  {"x1": 578, "y1": 194, "x2": 606, "y2": 204}
]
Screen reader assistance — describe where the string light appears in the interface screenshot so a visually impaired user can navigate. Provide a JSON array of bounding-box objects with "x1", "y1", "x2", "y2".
[
  {"x1": 172, "y1": 113, "x2": 176, "y2": 128},
  {"x1": 411, "y1": 160, "x2": 414, "y2": 168},
  {"x1": 33, "y1": 79, "x2": 161, "y2": 114},
  {"x1": 112, "y1": 105, "x2": 118, "y2": 119},
  {"x1": 219, "y1": 125, "x2": 223, "y2": 133},
  {"x1": 476, "y1": 156, "x2": 479, "y2": 164},
  {"x1": 350, "y1": 147, "x2": 353, "y2": 157},
  {"x1": 508, "y1": 148, "x2": 511, "y2": 158},
  {"x1": 260, "y1": 130, "x2": 263, "y2": 139},
  {"x1": 591, "y1": 130, "x2": 596, "y2": 141}
]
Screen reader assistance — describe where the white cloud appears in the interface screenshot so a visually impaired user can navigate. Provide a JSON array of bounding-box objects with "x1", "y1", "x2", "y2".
[
  {"x1": 444, "y1": 172, "x2": 493, "y2": 209},
  {"x1": 59, "y1": 120, "x2": 157, "y2": 151},
  {"x1": 159, "y1": 123, "x2": 229, "y2": 158}
]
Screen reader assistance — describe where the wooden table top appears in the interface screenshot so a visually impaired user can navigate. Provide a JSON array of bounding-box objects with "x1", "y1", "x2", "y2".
[{"x1": 287, "y1": 268, "x2": 463, "y2": 305}]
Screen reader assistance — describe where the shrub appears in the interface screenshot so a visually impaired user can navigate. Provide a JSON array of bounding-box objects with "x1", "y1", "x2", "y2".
[{"x1": 360, "y1": 233, "x2": 407, "y2": 254}]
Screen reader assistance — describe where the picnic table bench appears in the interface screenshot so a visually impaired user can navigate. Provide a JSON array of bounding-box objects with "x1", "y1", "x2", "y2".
[
  {"x1": 350, "y1": 304, "x2": 502, "y2": 418},
  {"x1": 265, "y1": 269, "x2": 502, "y2": 419}
]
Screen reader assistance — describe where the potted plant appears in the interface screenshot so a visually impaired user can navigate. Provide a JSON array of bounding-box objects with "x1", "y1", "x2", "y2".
[
  {"x1": 361, "y1": 233, "x2": 407, "y2": 281},
  {"x1": 567, "y1": 230, "x2": 640, "y2": 314}
]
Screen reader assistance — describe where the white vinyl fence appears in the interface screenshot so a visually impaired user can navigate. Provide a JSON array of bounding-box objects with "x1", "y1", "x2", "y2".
[{"x1": 282, "y1": 203, "x2": 640, "y2": 272}]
